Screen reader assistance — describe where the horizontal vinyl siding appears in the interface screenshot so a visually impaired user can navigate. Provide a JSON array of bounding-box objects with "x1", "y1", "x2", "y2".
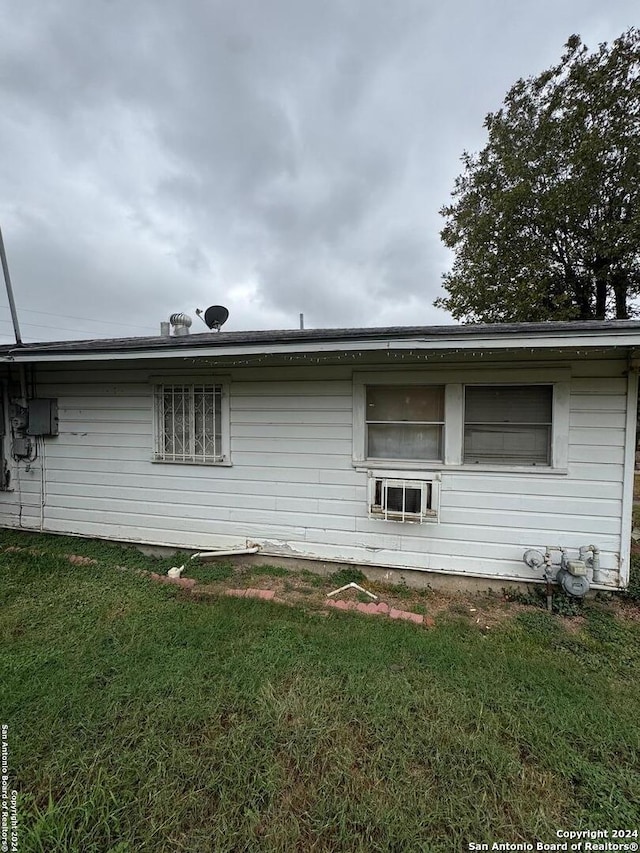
[
  {"x1": 0, "y1": 356, "x2": 629, "y2": 587},
  {"x1": 22, "y1": 369, "x2": 356, "y2": 554}
]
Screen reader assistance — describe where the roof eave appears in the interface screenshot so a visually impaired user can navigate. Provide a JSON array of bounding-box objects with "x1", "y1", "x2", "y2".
[{"x1": 1, "y1": 329, "x2": 640, "y2": 363}]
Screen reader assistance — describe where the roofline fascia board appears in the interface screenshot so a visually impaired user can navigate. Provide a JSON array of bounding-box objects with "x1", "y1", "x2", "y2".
[{"x1": 1, "y1": 331, "x2": 639, "y2": 363}]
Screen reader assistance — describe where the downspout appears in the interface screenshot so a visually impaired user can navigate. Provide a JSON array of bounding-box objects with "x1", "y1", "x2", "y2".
[
  {"x1": 18, "y1": 365, "x2": 27, "y2": 407},
  {"x1": 620, "y1": 353, "x2": 640, "y2": 588}
]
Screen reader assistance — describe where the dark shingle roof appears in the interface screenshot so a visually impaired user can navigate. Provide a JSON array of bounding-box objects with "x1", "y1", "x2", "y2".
[{"x1": 1, "y1": 319, "x2": 640, "y2": 357}]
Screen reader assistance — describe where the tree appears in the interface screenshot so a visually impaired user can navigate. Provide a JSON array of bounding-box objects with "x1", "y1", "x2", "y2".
[{"x1": 435, "y1": 29, "x2": 640, "y2": 323}]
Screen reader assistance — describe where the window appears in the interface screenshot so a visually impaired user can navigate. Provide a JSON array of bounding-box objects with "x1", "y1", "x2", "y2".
[
  {"x1": 354, "y1": 371, "x2": 569, "y2": 473},
  {"x1": 153, "y1": 383, "x2": 229, "y2": 464},
  {"x1": 464, "y1": 385, "x2": 552, "y2": 466},
  {"x1": 365, "y1": 385, "x2": 444, "y2": 461},
  {"x1": 368, "y1": 475, "x2": 439, "y2": 523}
]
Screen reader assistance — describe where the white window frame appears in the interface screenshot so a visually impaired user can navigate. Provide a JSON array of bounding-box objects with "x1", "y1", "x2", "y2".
[
  {"x1": 463, "y1": 383, "x2": 554, "y2": 467},
  {"x1": 368, "y1": 470, "x2": 441, "y2": 523},
  {"x1": 353, "y1": 369, "x2": 570, "y2": 474},
  {"x1": 151, "y1": 376, "x2": 231, "y2": 466},
  {"x1": 460, "y1": 380, "x2": 569, "y2": 470},
  {"x1": 364, "y1": 383, "x2": 446, "y2": 464},
  {"x1": 353, "y1": 373, "x2": 459, "y2": 468}
]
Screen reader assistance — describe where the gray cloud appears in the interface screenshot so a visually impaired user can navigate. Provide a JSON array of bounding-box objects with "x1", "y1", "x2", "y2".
[{"x1": 0, "y1": 0, "x2": 636, "y2": 341}]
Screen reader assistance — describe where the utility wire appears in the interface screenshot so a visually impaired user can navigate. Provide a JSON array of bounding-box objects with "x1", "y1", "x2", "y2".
[
  {"x1": 16, "y1": 306, "x2": 157, "y2": 332},
  {"x1": 0, "y1": 317, "x2": 150, "y2": 337}
]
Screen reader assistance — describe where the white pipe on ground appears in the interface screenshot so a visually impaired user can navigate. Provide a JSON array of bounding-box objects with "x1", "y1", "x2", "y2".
[
  {"x1": 326, "y1": 582, "x2": 378, "y2": 601},
  {"x1": 189, "y1": 547, "x2": 260, "y2": 559}
]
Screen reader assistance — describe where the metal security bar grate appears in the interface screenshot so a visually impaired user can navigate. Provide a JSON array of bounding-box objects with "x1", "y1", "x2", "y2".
[
  {"x1": 154, "y1": 384, "x2": 223, "y2": 463},
  {"x1": 369, "y1": 477, "x2": 435, "y2": 523}
]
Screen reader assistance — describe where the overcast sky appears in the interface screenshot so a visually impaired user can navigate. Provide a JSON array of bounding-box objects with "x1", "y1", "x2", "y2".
[{"x1": 0, "y1": 1, "x2": 636, "y2": 342}]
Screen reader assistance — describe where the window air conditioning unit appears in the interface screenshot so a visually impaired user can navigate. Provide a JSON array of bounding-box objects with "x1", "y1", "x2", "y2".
[{"x1": 368, "y1": 474, "x2": 440, "y2": 523}]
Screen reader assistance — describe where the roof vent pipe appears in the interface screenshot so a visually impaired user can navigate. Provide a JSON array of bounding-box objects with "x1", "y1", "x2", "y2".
[
  {"x1": 169, "y1": 313, "x2": 192, "y2": 336},
  {"x1": 160, "y1": 321, "x2": 170, "y2": 337}
]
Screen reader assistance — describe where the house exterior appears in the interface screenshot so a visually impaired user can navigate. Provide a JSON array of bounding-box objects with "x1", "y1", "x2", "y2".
[{"x1": 0, "y1": 319, "x2": 638, "y2": 590}]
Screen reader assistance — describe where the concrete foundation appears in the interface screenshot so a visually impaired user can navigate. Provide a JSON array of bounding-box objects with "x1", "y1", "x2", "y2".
[{"x1": 134, "y1": 542, "x2": 533, "y2": 594}]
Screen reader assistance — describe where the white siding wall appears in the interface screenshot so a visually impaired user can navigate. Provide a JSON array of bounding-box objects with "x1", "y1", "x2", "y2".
[{"x1": 0, "y1": 355, "x2": 632, "y2": 587}]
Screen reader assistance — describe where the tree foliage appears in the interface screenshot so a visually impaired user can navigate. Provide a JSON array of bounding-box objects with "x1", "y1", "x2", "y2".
[{"x1": 436, "y1": 29, "x2": 640, "y2": 322}]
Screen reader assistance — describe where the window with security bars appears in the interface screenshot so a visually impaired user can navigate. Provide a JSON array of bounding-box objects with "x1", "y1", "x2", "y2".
[
  {"x1": 464, "y1": 385, "x2": 552, "y2": 465},
  {"x1": 369, "y1": 477, "x2": 437, "y2": 523},
  {"x1": 365, "y1": 385, "x2": 444, "y2": 461},
  {"x1": 154, "y1": 384, "x2": 224, "y2": 463}
]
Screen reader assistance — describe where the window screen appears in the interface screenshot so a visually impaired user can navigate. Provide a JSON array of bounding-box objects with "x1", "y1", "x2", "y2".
[
  {"x1": 366, "y1": 385, "x2": 444, "y2": 461},
  {"x1": 464, "y1": 385, "x2": 552, "y2": 465}
]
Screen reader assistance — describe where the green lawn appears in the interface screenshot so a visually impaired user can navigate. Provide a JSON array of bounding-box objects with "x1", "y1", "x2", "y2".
[{"x1": 2, "y1": 531, "x2": 640, "y2": 852}]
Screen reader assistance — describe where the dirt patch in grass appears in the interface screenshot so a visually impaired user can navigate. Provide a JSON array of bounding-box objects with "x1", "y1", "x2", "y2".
[
  {"x1": 609, "y1": 597, "x2": 640, "y2": 621},
  {"x1": 186, "y1": 559, "x2": 600, "y2": 631},
  {"x1": 2, "y1": 530, "x2": 638, "y2": 632},
  {"x1": 185, "y1": 558, "x2": 640, "y2": 634},
  {"x1": 191, "y1": 561, "x2": 438, "y2": 618}
]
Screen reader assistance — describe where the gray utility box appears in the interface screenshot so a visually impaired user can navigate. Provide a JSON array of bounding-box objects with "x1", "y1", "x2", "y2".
[{"x1": 27, "y1": 399, "x2": 58, "y2": 436}]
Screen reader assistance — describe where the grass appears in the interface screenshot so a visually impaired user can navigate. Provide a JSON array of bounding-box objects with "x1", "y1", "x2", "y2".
[
  {"x1": 186, "y1": 561, "x2": 235, "y2": 584},
  {"x1": 326, "y1": 566, "x2": 368, "y2": 587},
  {"x1": 244, "y1": 564, "x2": 290, "y2": 579},
  {"x1": 298, "y1": 569, "x2": 327, "y2": 589},
  {"x1": 626, "y1": 553, "x2": 640, "y2": 602},
  {"x1": 502, "y1": 584, "x2": 584, "y2": 616},
  {"x1": 2, "y1": 531, "x2": 640, "y2": 851}
]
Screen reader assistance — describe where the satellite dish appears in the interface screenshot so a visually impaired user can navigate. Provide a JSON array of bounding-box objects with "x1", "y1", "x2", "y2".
[{"x1": 202, "y1": 305, "x2": 229, "y2": 331}]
